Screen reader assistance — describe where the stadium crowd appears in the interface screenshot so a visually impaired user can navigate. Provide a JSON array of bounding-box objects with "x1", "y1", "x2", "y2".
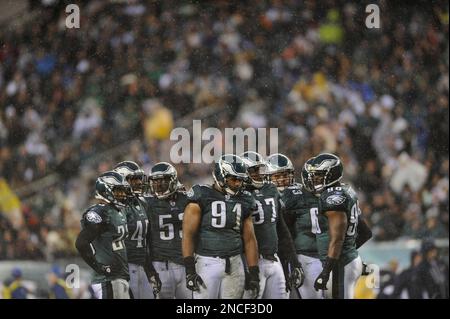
[{"x1": 0, "y1": 0, "x2": 448, "y2": 270}]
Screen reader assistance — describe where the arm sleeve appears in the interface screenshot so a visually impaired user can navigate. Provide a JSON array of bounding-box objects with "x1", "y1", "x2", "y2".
[
  {"x1": 144, "y1": 217, "x2": 156, "y2": 273},
  {"x1": 277, "y1": 206, "x2": 300, "y2": 267},
  {"x1": 75, "y1": 223, "x2": 103, "y2": 273}
]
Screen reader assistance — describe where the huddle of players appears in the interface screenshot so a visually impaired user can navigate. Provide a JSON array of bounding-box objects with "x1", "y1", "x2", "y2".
[{"x1": 75, "y1": 152, "x2": 372, "y2": 299}]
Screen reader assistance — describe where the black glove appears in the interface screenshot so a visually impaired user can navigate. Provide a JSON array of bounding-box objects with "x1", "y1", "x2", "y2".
[
  {"x1": 144, "y1": 266, "x2": 162, "y2": 296},
  {"x1": 289, "y1": 262, "x2": 305, "y2": 289},
  {"x1": 314, "y1": 257, "x2": 337, "y2": 291},
  {"x1": 93, "y1": 262, "x2": 113, "y2": 276},
  {"x1": 184, "y1": 256, "x2": 206, "y2": 292},
  {"x1": 361, "y1": 262, "x2": 372, "y2": 276},
  {"x1": 245, "y1": 266, "x2": 260, "y2": 299}
]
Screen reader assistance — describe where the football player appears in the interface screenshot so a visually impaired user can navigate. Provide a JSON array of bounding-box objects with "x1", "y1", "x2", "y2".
[
  {"x1": 241, "y1": 151, "x2": 304, "y2": 299},
  {"x1": 145, "y1": 162, "x2": 192, "y2": 299},
  {"x1": 267, "y1": 153, "x2": 322, "y2": 299},
  {"x1": 182, "y1": 154, "x2": 260, "y2": 299},
  {"x1": 303, "y1": 153, "x2": 371, "y2": 299},
  {"x1": 75, "y1": 171, "x2": 131, "y2": 299},
  {"x1": 113, "y1": 161, "x2": 161, "y2": 299}
]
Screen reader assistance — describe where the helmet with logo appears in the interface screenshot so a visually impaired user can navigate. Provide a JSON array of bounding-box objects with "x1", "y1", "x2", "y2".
[
  {"x1": 266, "y1": 153, "x2": 295, "y2": 190},
  {"x1": 240, "y1": 151, "x2": 268, "y2": 189},
  {"x1": 213, "y1": 154, "x2": 248, "y2": 195},
  {"x1": 148, "y1": 162, "x2": 179, "y2": 199},
  {"x1": 301, "y1": 153, "x2": 343, "y2": 193},
  {"x1": 95, "y1": 171, "x2": 132, "y2": 207},
  {"x1": 113, "y1": 161, "x2": 146, "y2": 195}
]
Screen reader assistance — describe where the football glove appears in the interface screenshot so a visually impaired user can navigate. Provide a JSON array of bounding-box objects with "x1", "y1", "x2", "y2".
[
  {"x1": 289, "y1": 263, "x2": 305, "y2": 289},
  {"x1": 244, "y1": 266, "x2": 260, "y2": 299},
  {"x1": 314, "y1": 257, "x2": 337, "y2": 291},
  {"x1": 94, "y1": 263, "x2": 113, "y2": 276},
  {"x1": 145, "y1": 268, "x2": 162, "y2": 295},
  {"x1": 184, "y1": 256, "x2": 206, "y2": 292},
  {"x1": 314, "y1": 271, "x2": 330, "y2": 291}
]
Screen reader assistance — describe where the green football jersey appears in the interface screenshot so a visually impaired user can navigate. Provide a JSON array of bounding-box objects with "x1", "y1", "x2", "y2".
[
  {"x1": 80, "y1": 203, "x2": 129, "y2": 283},
  {"x1": 145, "y1": 192, "x2": 190, "y2": 265},
  {"x1": 123, "y1": 196, "x2": 149, "y2": 266},
  {"x1": 187, "y1": 184, "x2": 257, "y2": 257},
  {"x1": 316, "y1": 184, "x2": 360, "y2": 265},
  {"x1": 282, "y1": 183, "x2": 320, "y2": 258},
  {"x1": 249, "y1": 183, "x2": 283, "y2": 255}
]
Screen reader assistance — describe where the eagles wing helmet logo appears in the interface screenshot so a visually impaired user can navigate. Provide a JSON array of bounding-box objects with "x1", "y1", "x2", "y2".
[
  {"x1": 326, "y1": 194, "x2": 346, "y2": 205},
  {"x1": 86, "y1": 211, "x2": 102, "y2": 223},
  {"x1": 187, "y1": 188, "x2": 194, "y2": 198}
]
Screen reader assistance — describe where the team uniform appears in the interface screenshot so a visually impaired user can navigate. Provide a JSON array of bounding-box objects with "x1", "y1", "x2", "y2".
[
  {"x1": 146, "y1": 191, "x2": 191, "y2": 299},
  {"x1": 283, "y1": 183, "x2": 323, "y2": 299},
  {"x1": 187, "y1": 184, "x2": 258, "y2": 299},
  {"x1": 123, "y1": 196, "x2": 152, "y2": 299},
  {"x1": 316, "y1": 184, "x2": 363, "y2": 299},
  {"x1": 80, "y1": 203, "x2": 130, "y2": 299},
  {"x1": 243, "y1": 183, "x2": 289, "y2": 299}
]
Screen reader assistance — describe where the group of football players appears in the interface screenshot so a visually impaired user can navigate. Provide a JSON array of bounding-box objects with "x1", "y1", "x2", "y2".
[{"x1": 75, "y1": 151, "x2": 373, "y2": 299}]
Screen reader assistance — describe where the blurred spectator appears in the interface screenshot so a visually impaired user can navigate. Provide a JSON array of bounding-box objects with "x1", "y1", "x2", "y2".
[
  {"x1": 416, "y1": 239, "x2": 449, "y2": 299},
  {"x1": 392, "y1": 250, "x2": 423, "y2": 298},
  {"x1": 47, "y1": 265, "x2": 72, "y2": 299},
  {"x1": 376, "y1": 259, "x2": 400, "y2": 299},
  {"x1": 1, "y1": 267, "x2": 29, "y2": 299}
]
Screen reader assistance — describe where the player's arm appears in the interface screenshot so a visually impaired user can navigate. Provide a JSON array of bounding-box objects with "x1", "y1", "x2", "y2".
[
  {"x1": 313, "y1": 210, "x2": 347, "y2": 291},
  {"x1": 144, "y1": 216, "x2": 162, "y2": 294},
  {"x1": 243, "y1": 215, "x2": 259, "y2": 267},
  {"x1": 325, "y1": 210, "x2": 347, "y2": 259},
  {"x1": 75, "y1": 223, "x2": 109, "y2": 275},
  {"x1": 242, "y1": 214, "x2": 260, "y2": 297},
  {"x1": 182, "y1": 202, "x2": 205, "y2": 291},
  {"x1": 356, "y1": 217, "x2": 372, "y2": 249},
  {"x1": 283, "y1": 210, "x2": 297, "y2": 238},
  {"x1": 277, "y1": 208, "x2": 298, "y2": 265},
  {"x1": 182, "y1": 203, "x2": 201, "y2": 258},
  {"x1": 277, "y1": 207, "x2": 305, "y2": 288}
]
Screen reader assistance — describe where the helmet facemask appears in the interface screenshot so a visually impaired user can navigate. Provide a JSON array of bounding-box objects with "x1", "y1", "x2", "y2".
[
  {"x1": 113, "y1": 161, "x2": 146, "y2": 196},
  {"x1": 111, "y1": 184, "x2": 133, "y2": 206},
  {"x1": 149, "y1": 174, "x2": 177, "y2": 199},
  {"x1": 213, "y1": 155, "x2": 247, "y2": 196},
  {"x1": 126, "y1": 172, "x2": 145, "y2": 195},
  {"x1": 95, "y1": 171, "x2": 133, "y2": 208},
  {"x1": 302, "y1": 155, "x2": 343, "y2": 193},
  {"x1": 247, "y1": 164, "x2": 268, "y2": 188},
  {"x1": 269, "y1": 170, "x2": 294, "y2": 190}
]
